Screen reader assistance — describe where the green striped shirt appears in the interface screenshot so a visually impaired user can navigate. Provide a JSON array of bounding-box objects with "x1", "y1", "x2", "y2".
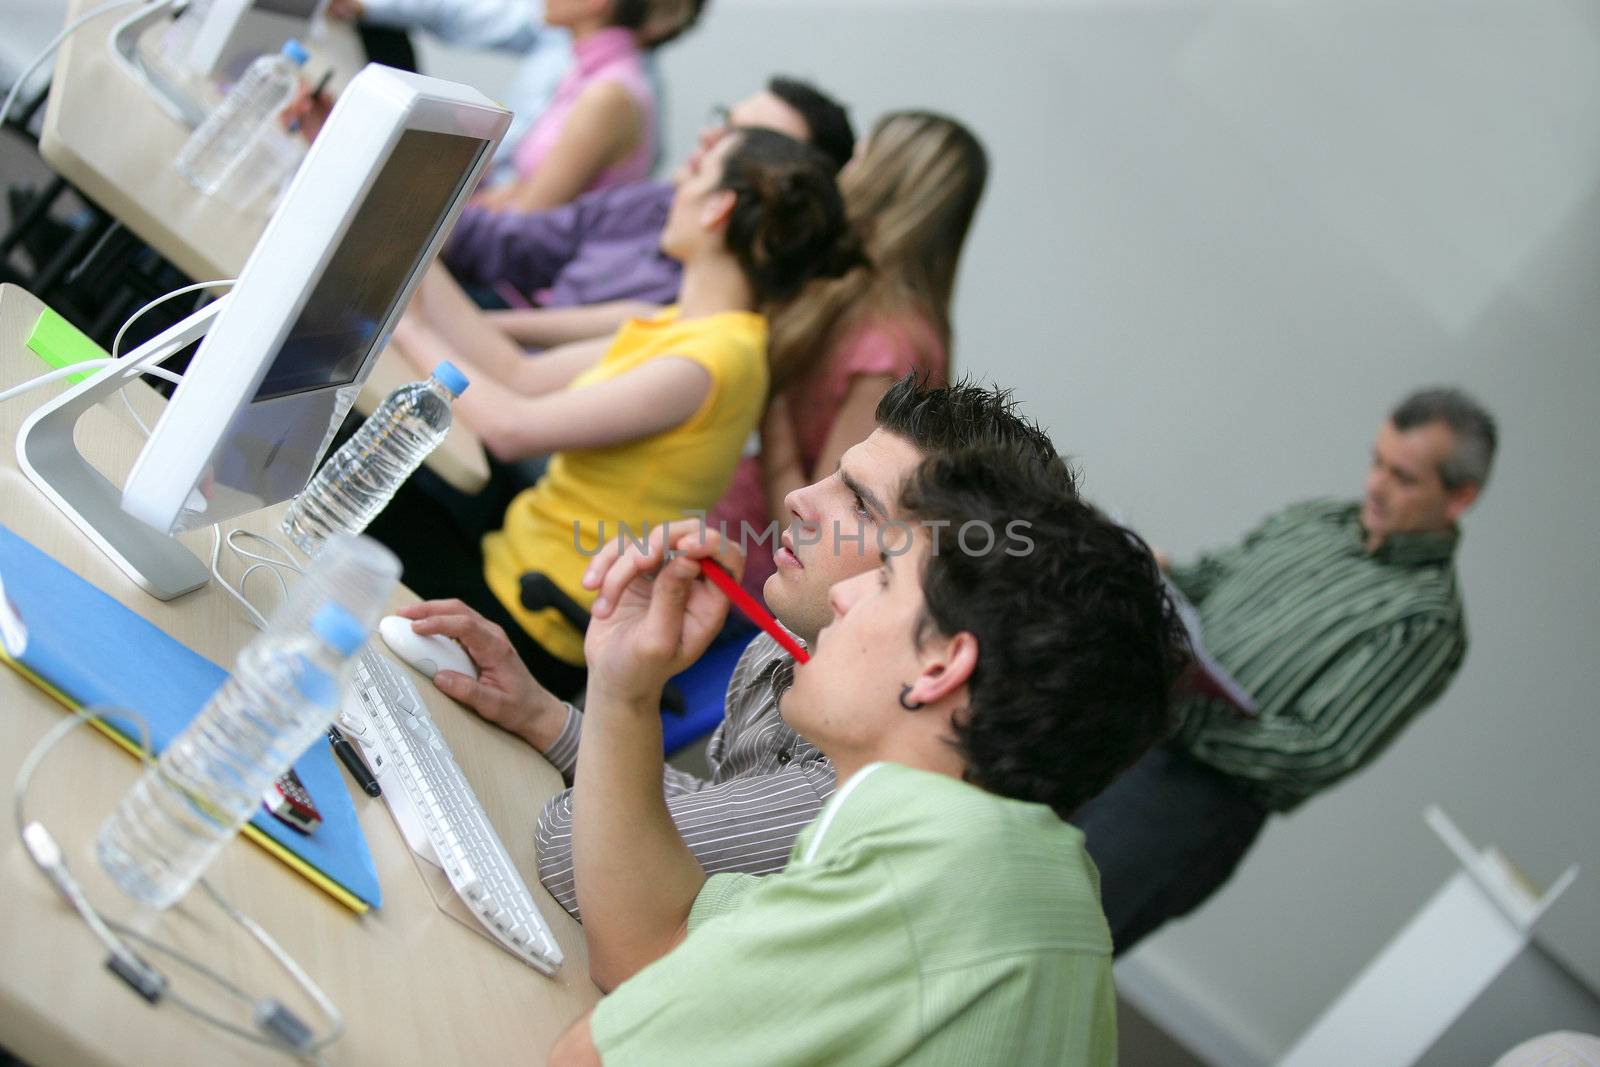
[
  {"x1": 591, "y1": 763, "x2": 1118, "y2": 1066},
  {"x1": 1170, "y1": 499, "x2": 1466, "y2": 812}
]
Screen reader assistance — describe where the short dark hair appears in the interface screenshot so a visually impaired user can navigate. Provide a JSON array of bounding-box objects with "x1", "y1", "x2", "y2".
[
  {"x1": 718, "y1": 128, "x2": 866, "y2": 304},
  {"x1": 1390, "y1": 387, "x2": 1498, "y2": 491},
  {"x1": 875, "y1": 373, "x2": 1067, "y2": 478},
  {"x1": 630, "y1": 0, "x2": 709, "y2": 47},
  {"x1": 898, "y1": 445, "x2": 1187, "y2": 818},
  {"x1": 767, "y1": 76, "x2": 855, "y2": 174},
  {"x1": 610, "y1": 0, "x2": 650, "y2": 30}
]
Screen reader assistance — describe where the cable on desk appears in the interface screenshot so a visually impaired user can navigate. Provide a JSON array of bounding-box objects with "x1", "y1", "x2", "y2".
[
  {"x1": 0, "y1": 0, "x2": 175, "y2": 132},
  {"x1": 111, "y1": 278, "x2": 236, "y2": 435},
  {"x1": 0, "y1": 357, "x2": 183, "y2": 404},
  {"x1": 13, "y1": 704, "x2": 346, "y2": 1062},
  {"x1": 211, "y1": 526, "x2": 308, "y2": 631},
  {"x1": 0, "y1": 278, "x2": 233, "y2": 411}
]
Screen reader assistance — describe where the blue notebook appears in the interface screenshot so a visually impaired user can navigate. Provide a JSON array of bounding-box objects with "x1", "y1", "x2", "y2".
[{"x1": 0, "y1": 523, "x2": 381, "y2": 912}]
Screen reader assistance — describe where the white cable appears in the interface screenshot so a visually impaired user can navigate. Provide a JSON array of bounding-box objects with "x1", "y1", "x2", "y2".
[
  {"x1": 212, "y1": 527, "x2": 270, "y2": 630},
  {"x1": 0, "y1": 358, "x2": 183, "y2": 405},
  {"x1": 0, "y1": 278, "x2": 232, "y2": 409},
  {"x1": 210, "y1": 528, "x2": 305, "y2": 631},
  {"x1": 0, "y1": 0, "x2": 164, "y2": 129},
  {"x1": 13, "y1": 707, "x2": 345, "y2": 1061},
  {"x1": 226, "y1": 529, "x2": 304, "y2": 577},
  {"x1": 111, "y1": 279, "x2": 235, "y2": 436}
]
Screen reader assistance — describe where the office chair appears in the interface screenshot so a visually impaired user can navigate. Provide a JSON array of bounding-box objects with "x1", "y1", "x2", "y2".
[{"x1": 519, "y1": 571, "x2": 687, "y2": 717}]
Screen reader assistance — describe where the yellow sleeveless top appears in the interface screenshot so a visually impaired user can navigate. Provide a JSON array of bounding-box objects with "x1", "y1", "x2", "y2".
[{"x1": 481, "y1": 307, "x2": 768, "y2": 665}]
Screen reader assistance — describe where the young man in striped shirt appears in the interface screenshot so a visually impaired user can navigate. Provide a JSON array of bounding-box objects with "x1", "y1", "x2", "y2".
[
  {"x1": 548, "y1": 444, "x2": 1185, "y2": 1065},
  {"x1": 394, "y1": 375, "x2": 1067, "y2": 916},
  {"x1": 1072, "y1": 387, "x2": 1498, "y2": 953}
]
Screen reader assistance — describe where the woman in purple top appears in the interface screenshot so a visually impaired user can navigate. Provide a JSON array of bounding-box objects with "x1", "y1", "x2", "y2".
[
  {"x1": 710, "y1": 111, "x2": 990, "y2": 600},
  {"x1": 475, "y1": 0, "x2": 703, "y2": 214}
]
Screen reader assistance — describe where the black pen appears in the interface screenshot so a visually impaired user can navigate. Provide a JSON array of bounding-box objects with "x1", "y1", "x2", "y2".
[
  {"x1": 310, "y1": 68, "x2": 334, "y2": 103},
  {"x1": 328, "y1": 725, "x2": 381, "y2": 797}
]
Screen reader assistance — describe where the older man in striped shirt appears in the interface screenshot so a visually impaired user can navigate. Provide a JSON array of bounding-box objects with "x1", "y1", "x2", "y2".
[{"x1": 1072, "y1": 387, "x2": 1498, "y2": 954}]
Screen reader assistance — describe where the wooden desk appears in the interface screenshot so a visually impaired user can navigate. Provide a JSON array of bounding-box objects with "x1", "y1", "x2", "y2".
[
  {"x1": 0, "y1": 285, "x2": 595, "y2": 1065},
  {"x1": 36, "y1": 0, "x2": 488, "y2": 494}
]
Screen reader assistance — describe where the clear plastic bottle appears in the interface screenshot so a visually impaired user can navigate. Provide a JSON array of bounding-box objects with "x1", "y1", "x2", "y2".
[
  {"x1": 268, "y1": 534, "x2": 402, "y2": 639},
  {"x1": 174, "y1": 38, "x2": 309, "y2": 196},
  {"x1": 281, "y1": 362, "x2": 470, "y2": 556},
  {"x1": 96, "y1": 602, "x2": 368, "y2": 909}
]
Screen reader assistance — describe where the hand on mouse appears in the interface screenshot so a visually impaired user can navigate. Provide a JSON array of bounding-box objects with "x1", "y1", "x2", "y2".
[{"x1": 394, "y1": 599, "x2": 569, "y2": 752}]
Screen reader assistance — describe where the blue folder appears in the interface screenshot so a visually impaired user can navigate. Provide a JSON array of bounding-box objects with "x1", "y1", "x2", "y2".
[{"x1": 0, "y1": 522, "x2": 380, "y2": 912}]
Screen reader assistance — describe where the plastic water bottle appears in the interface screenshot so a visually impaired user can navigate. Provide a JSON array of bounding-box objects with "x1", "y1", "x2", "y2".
[
  {"x1": 95, "y1": 602, "x2": 369, "y2": 909},
  {"x1": 174, "y1": 38, "x2": 309, "y2": 196},
  {"x1": 268, "y1": 533, "x2": 403, "y2": 639},
  {"x1": 281, "y1": 362, "x2": 470, "y2": 556}
]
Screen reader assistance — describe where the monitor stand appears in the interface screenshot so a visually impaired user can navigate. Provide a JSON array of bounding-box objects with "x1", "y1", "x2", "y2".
[
  {"x1": 16, "y1": 300, "x2": 225, "y2": 601},
  {"x1": 108, "y1": 0, "x2": 213, "y2": 128}
]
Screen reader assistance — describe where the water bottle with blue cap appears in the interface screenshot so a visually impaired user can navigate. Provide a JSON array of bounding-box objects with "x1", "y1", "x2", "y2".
[
  {"x1": 97, "y1": 598, "x2": 377, "y2": 909},
  {"x1": 282, "y1": 361, "x2": 470, "y2": 556},
  {"x1": 175, "y1": 37, "x2": 312, "y2": 196}
]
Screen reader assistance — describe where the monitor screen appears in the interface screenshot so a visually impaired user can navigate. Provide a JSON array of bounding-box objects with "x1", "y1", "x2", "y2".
[
  {"x1": 120, "y1": 66, "x2": 509, "y2": 544},
  {"x1": 252, "y1": 128, "x2": 489, "y2": 402},
  {"x1": 253, "y1": 0, "x2": 323, "y2": 15}
]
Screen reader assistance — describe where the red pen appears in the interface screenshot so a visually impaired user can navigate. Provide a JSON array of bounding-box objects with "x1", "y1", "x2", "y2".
[{"x1": 696, "y1": 558, "x2": 810, "y2": 663}]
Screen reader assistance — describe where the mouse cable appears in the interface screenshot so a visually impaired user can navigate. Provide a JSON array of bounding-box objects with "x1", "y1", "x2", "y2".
[
  {"x1": 111, "y1": 278, "x2": 236, "y2": 436},
  {"x1": 211, "y1": 526, "x2": 308, "y2": 632},
  {"x1": 1, "y1": 0, "x2": 177, "y2": 130},
  {"x1": 14, "y1": 704, "x2": 344, "y2": 1062}
]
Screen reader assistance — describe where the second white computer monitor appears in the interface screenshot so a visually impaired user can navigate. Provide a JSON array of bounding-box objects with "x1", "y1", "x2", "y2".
[{"x1": 187, "y1": 0, "x2": 329, "y2": 82}]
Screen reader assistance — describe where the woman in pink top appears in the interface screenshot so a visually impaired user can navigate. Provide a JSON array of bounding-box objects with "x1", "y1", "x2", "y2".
[
  {"x1": 709, "y1": 111, "x2": 991, "y2": 599},
  {"x1": 477, "y1": 0, "x2": 700, "y2": 214}
]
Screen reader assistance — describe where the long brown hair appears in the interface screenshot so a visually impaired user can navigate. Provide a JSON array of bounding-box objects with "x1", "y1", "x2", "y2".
[{"x1": 765, "y1": 111, "x2": 988, "y2": 392}]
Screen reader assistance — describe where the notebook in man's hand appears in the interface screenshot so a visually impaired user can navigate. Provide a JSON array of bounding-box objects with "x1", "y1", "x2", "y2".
[{"x1": 1165, "y1": 579, "x2": 1258, "y2": 718}]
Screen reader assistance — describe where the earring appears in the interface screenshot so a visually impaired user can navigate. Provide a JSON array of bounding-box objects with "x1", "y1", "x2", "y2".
[{"x1": 898, "y1": 684, "x2": 925, "y2": 711}]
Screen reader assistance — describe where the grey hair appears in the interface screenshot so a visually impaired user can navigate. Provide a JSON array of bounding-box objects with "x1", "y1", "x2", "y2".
[{"x1": 1391, "y1": 387, "x2": 1498, "y2": 490}]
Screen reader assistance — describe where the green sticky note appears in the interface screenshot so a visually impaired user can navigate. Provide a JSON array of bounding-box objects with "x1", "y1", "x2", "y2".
[{"x1": 26, "y1": 308, "x2": 108, "y2": 385}]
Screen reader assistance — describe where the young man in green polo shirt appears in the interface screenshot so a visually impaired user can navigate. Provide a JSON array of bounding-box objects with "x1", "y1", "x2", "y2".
[{"x1": 548, "y1": 444, "x2": 1187, "y2": 1066}]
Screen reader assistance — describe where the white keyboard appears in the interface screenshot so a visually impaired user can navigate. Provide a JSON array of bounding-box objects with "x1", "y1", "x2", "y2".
[{"x1": 340, "y1": 648, "x2": 563, "y2": 975}]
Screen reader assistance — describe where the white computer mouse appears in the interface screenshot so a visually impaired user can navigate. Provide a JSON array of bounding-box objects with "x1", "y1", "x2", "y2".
[{"x1": 378, "y1": 616, "x2": 479, "y2": 681}]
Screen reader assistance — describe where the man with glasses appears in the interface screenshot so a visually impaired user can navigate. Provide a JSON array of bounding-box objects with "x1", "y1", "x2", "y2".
[{"x1": 439, "y1": 77, "x2": 856, "y2": 314}]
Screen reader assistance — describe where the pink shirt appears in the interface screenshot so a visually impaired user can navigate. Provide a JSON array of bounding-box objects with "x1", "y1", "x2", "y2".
[
  {"x1": 510, "y1": 27, "x2": 655, "y2": 195},
  {"x1": 710, "y1": 314, "x2": 948, "y2": 600}
]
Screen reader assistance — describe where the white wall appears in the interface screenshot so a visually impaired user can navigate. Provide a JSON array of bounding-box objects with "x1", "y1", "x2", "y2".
[
  {"x1": 652, "y1": 2, "x2": 1600, "y2": 1059},
  {"x1": 435, "y1": 1, "x2": 1600, "y2": 1058}
]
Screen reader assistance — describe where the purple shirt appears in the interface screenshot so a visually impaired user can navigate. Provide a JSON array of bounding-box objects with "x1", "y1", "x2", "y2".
[{"x1": 443, "y1": 181, "x2": 682, "y2": 308}]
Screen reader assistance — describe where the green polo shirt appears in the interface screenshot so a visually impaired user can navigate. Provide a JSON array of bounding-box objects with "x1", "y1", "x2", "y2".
[
  {"x1": 591, "y1": 762, "x2": 1117, "y2": 1066},
  {"x1": 1170, "y1": 498, "x2": 1466, "y2": 811}
]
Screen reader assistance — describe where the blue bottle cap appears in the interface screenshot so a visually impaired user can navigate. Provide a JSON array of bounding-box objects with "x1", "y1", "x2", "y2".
[
  {"x1": 310, "y1": 603, "x2": 366, "y2": 657},
  {"x1": 431, "y1": 361, "x2": 469, "y2": 397},
  {"x1": 295, "y1": 663, "x2": 338, "y2": 707},
  {"x1": 282, "y1": 39, "x2": 310, "y2": 66}
]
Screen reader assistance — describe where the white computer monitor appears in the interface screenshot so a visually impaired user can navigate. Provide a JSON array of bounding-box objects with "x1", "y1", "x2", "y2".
[
  {"x1": 188, "y1": 0, "x2": 329, "y2": 83},
  {"x1": 120, "y1": 65, "x2": 508, "y2": 537},
  {"x1": 19, "y1": 66, "x2": 505, "y2": 598}
]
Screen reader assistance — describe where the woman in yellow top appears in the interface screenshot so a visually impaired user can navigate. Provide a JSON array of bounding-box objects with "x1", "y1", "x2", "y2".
[{"x1": 384, "y1": 128, "x2": 862, "y2": 695}]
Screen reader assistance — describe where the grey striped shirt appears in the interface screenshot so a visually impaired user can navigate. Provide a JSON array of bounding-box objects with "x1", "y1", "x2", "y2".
[
  {"x1": 1170, "y1": 498, "x2": 1466, "y2": 811},
  {"x1": 533, "y1": 634, "x2": 834, "y2": 917}
]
